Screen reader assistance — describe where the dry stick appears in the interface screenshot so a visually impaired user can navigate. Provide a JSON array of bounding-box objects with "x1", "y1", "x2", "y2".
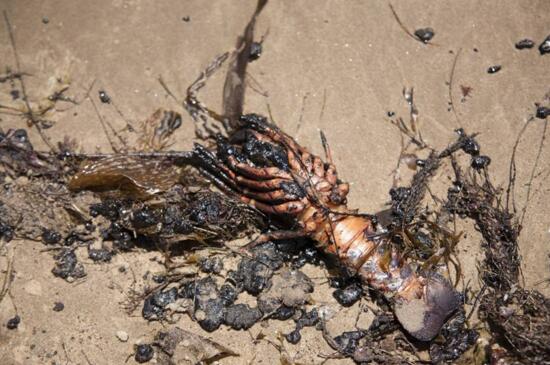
[
  {"x1": 3, "y1": 11, "x2": 56, "y2": 152},
  {"x1": 448, "y1": 48, "x2": 463, "y2": 128},
  {"x1": 0, "y1": 247, "x2": 15, "y2": 305},
  {"x1": 505, "y1": 116, "x2": 534, "y2": 214},
  {"x1": 295, "y1": 93, "x2": 309, "y2": 135},
  {"x1": 158, "y1": 75, "x2": 179, "y2": 103},
  {"x1": 319, "y1": 88, "x2": 327, "y2": 125},
  {"x1": 388, "y1": 3, "x2": 418, "y2": 42},
  {"x1": 89, "y1": 97, "x2": 122, "y2": 153},
  {"x1": 520, "y1": 118, "x2": 548, "y2": 226}
]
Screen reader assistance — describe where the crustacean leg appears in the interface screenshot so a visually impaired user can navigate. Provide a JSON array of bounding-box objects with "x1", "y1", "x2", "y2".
[{"x1": 192, "y1": 137, "x2": 307, "y2": 217}]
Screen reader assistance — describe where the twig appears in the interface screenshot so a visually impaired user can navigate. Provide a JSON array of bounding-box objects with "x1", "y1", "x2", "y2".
[
  {"x1": 448, "y1": 48, "x2": 463, "y2": 128},
  {"x1": 520, "y1": 118, "x2": 548, "y2": 226},
  {"x1": 506, "y1": 116, "x2": 534, "y2": 214},
  {"x1": 89, "y1": 97, "x2": 120, "y2": 153},
  {"x1": 0, "y1": 247, "x2": 15, "y2": 305},
  {"x1": 3, "y1": 11, "x2": 56, "y2": 152},
  {"x1": 388, "y1": 4, "x2": 417, "y2": 42},
  {"x1": 158, "y1": 75, "x2": 179, "y2": 103}
]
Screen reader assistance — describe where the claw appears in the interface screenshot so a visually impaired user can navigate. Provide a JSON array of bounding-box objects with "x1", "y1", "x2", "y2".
[{"x1": 394, "y1": 273, "x2": 460, "y2": 341}]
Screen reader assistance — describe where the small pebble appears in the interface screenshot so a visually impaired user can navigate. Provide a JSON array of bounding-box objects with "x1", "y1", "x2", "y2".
[
  {"x1": 515, "y1": 39, "x2": 534, "y2": 50},
  {"x1": 53, "y1": 302, "x2": 64, "y2": 312},
  {"x1": 182, "y1": 16, "x2": 190, "y2": 22},
  {"x1": 42, "y1": 16, "x2": 49, "y2": 24},
  {"x1": 487, "y1": 65, "x2": 501, "y2": 74},
  {"x1": 539, "y1": 35, "x2": 550, "y2": 55},
  {"x1": 116, "y1": 330, "x2": 129, "y2": 342}
]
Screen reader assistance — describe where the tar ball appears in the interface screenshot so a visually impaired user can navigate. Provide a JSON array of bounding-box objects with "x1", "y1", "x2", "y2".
[
  {"x1": 249, "y1": 41, "x2": 262, "y2": 62},
  {"x1": 41, "y1": 229, "x2": 62, "y2": 245},
  {"x1": 536, "y1": 106, "x2": 550, "y2": 119},
  {"x1": 539, "y1": 35, "x2": 550, "y2": 55},
  {"x1": 414, "y1": 28, "x2": 435, "y2": 43},
  {"x1": 333, "y1": 284, "x2": 362, "y2": 307},
  {"x1": 98, "y1": 90, "x2": 111, "y2": 104},
  {"x1": 487, "y1": 65, "x2": 501, "y2": 74},
  {"x1": 135, "y1": 344, "x2": 154, "y2": 363},
  {"x1": 6, "y1": 315, "x2": 20, "y2": 330},
  {"x1": 461, "y1": 138, "x2": 480, "y2": 156},
  {"x1": 471, "y1": 155, "x2": 491, "y2": 170},
  {"x1": 515, "y1": 39, "x2": 535, "y2": 50},
  {"x1": 285, "y1": 329, "x2": 301, "y2": 344}
]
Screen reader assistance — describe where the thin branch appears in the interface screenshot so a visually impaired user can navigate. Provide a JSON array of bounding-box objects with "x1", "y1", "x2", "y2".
[{"x1": 3, "y1": 11, "x2": 56, "y2": 152}]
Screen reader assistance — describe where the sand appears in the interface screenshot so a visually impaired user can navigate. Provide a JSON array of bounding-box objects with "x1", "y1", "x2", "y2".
[{"x1": 1, "y1": 0, "x2": 549, "y2": 364}]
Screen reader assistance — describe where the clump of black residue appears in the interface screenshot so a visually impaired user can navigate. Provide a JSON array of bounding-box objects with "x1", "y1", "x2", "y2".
[
  {"x1": 456, "y1": 129, "x2": 480, "y2": 156},
  {"x1": 224, "y1": 303, "x2": 262, "y2": 330},
  {"x1": 291, "y1": 245, "x2": 323, "y2": 269},
  {"x1": 296, "y1": 307, "x2": 319, "y2": 328},
  {"x1": 515, "y1": 39, "x2": 535, "y2": 50},
  {"x1": 249, "y1": 41, "x2": 262, "y2": 61},
  {"x1": 429, "y1": 309, "x2": 479, "y2": 363},
  {"x1": 219, "y1": 283, "x2": 237, "y2": 306},
  {"x1": 539, "y1": 34, "x2": 550, "y2": 55},
  {"x1": 0, "y1": 219, "x2": 14, "y2": 242},
  {"x1": 487, "y1": 65, "x2": 501, "y2": 74},
  {"x1": 333, "y1": 283, "x2": 363, "y2": 307},
  {"x1": 192, "y1": 277, "x2": 225, "y2": 332},
  {"x1": 536, "y1": 105, "x2": 550, "y2": 119},
  {"x1": 51, "y1": 248, "x2": 86, "y2": 280},
  {"x1": 199, "y1": 256, "x2": 223, "y2": 274},
  {"x1": 134, "y1": 344, "x2": 154, "y2": 363},
  {"x1": 332, "y1": 330, "x2": 368, "y2": 357},
  {"x1": 270, "y1": 305, "x2": 296, "y2": 321},
  {"x1": 88, "y1": 247, "x2": 113, "y2": 262},
  {"x1": 90, "y1": 199, "x2": 124, "y2": 221},
  {"x1": 108, "y1": 222, "x2": 134, "y2": 251},
  {"x1": 131, "y1": 206, "x2": 160, "y2": 229},
  {"x1": 41, "y1": 229, "x2": 61, "y2": 245},
  {"x1": 98, "y1": 90, "x2": 111, "y2": 104},
  {"x1": 6, "y1": 315, "x2": 20, "y2": 329},
  {"x1": 285, "y1": 329, "x2": 301, "y2": 344},
  {"x1": 142, "y1": 287, "x2": 178, "y2": 321},
  {"x1": 414, "y1": 27, "x2": 435, "y2": 43},
  {"x1": 53, "y1": 302, "x2": 64, "y2": 312},
  {"x1": 233, "y1": 242, "x2": 283, "y2": 295},
  {"x1": 368, "y1": 312, "x2": 400, "y2": 336},
  {"x1": 284, "y1": 308, "x2": 320, "y2": 344},
  {"x1": 471, "y1": 155, "x2": 491, "y2": 170}
]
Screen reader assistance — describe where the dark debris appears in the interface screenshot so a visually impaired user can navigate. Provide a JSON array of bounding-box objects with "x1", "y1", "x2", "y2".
[
  {"x1": 6, "y1": 315, "x2": 20, "y2": 329},
  {"x1": 515, "y1": 39, "x2": 535, "y2": 50},
  {"x1": 487, "y1": 65, "x2": 501, "y2": 74},
  {"x1": 414, "y1": 27, "x2": 435, "y2": 43},
  {"x1": 51, "y1": 249, "x2": 86, "y2": 281},
  {"x1": 539, "y1": 34, "x2": 550, "y2": 55}
]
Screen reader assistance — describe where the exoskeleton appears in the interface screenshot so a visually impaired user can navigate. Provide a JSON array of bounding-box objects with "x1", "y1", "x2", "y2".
[{"x1": 192, "y1": 113, "x2": 459, "y2": 341}]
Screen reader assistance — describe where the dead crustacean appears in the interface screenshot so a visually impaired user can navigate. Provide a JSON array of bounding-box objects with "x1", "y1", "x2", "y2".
[{"x1": 192, "y1": 113, "x2": 460, "y2": 341}]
